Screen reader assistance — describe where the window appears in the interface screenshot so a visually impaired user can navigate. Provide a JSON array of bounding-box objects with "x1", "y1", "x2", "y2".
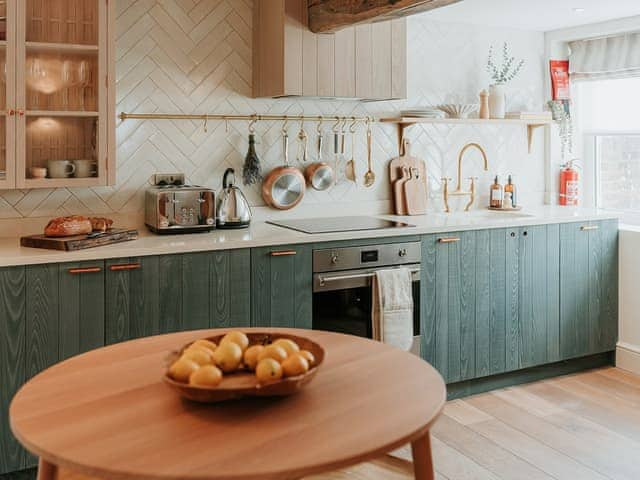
[{"x1": 578, "y1": 77, "x2": 640, "y2": 223}]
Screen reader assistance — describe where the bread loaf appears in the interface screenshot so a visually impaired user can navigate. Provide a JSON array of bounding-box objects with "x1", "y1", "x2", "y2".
[
  {"x1": 44, "y1": 216, "x2": 93, "y2": 237},
  {"x1": 89, "y1": 217, "x2": 114, "y2": 232}
]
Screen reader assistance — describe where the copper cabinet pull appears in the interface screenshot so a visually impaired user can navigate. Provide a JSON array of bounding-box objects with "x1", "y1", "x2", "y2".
[
  {"x1": 270, "y1": 250, "x2": 297, "y2": 257},
  {"x1": 109, "y1": 263, "x2": 141, "y2": 271},
  {"x1": 17, "y1": 110, "x2": 24, "y2": 116},
  {"x1": 68, "y1": 267, "x2": 102, "y2": 274},
  {"x1": 438, "y1": 237, "x2": 460, "y2": 244},
  {"x1": 7, "y1": 109, "x2": 14, "y2": 116},
  {"x1": 580, "y1": 225, "x2": 599, "y2": 231}
]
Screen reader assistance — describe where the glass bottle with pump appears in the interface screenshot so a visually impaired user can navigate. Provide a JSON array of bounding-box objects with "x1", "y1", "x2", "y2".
[
  {"x1": 504, "y1": 175, "x2": 516, "y2": 208},
  {"x1": 490, "y1": 176, "x2": 503, "y2": 208}
]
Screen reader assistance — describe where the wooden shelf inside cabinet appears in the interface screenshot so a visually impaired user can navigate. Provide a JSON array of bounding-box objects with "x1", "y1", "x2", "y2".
[
  {"x1": 25, "y1": 42, "x2": 99, "y2": 54},
  {"x1": 380, "y1": 117, "x2": 553, "y2": 154},
  {"x1": 0, "y1": 41, "x2": 6, "y2": 48},
  {"x1": 23, "y1": 177, "x2": 103, "y2": 189},
  {"x1": 26, "y1": 110, "x2": 99, "y2": 117}
]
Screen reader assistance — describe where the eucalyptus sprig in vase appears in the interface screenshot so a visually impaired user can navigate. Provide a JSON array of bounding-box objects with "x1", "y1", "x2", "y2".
[{"x1": 486, "y1": 42, "x2": 525, "y2": 119}]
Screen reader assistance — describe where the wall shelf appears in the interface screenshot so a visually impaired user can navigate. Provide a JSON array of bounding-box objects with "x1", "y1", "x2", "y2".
[{"x1": 380, "y1": 117, "x2": 552, "y2": 154}]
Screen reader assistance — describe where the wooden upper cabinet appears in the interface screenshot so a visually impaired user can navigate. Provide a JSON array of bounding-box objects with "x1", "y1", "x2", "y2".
[
  {"x1": 253, "y1": 0, "x2": 407, "y2": 100},
  {"x1": 0, "y1": 0, "x2": 115, "y2": 190}
]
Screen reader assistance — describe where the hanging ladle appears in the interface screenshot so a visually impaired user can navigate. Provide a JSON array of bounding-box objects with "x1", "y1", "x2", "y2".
[{"x1": 363, "y1": 117, "x2": 375, "y2": 187}]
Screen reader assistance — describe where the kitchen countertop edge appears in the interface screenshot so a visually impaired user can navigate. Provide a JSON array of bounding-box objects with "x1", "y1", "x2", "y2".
[{"x1": 0, "y1": 208, "x2": 620, "y2": 267}]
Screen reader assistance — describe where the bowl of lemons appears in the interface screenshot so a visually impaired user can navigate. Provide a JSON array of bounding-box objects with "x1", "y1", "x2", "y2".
[{"x1": 164, "y1": 331, "x2": 325, "y2": 403}]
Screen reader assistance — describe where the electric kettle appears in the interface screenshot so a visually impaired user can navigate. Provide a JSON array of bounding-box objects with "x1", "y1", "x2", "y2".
[{"x1": 216, "y1": 168, "x2": 252, "y2": 229}]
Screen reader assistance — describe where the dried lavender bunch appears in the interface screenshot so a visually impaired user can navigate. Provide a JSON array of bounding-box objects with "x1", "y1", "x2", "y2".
[
  {"x1": 487, "y1": 42, "x2": 525, "y2": 84},
  {"x1": 242, "y1": 133, "x2": 262, "y2": 186}
]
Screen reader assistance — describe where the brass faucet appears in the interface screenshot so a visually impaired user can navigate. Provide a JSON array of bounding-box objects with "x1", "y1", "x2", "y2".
[{"x1": 442, "y1": 143, "x2": 489, "y2": 212}]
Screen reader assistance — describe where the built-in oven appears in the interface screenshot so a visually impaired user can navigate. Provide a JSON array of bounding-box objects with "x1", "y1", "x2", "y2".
[{"x1": 312, "y1": 241, "x2": 421, "y2": 356}]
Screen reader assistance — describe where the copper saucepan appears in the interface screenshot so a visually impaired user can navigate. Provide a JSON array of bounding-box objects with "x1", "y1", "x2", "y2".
[
  {"x1": 304, "y1": 119, "x2": 335, "y2": 191},
  {"x1": 262, "y1": 127, "x2": 306, "y2": 210}
]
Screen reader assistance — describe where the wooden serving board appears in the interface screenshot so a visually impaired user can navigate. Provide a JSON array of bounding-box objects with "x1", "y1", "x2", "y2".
[
  {"x1": 21, "y1": 229, "x2": 139, "y2": 251},
  {"x1": 389, "y1": 140, "x2": 427, "y2": 214}
]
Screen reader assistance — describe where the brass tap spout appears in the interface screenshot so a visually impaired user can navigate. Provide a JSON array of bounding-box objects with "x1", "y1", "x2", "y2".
[
  {"x1": 442, "y1": 143, "x2": 489, "y2": 212},
  {"x1": 456, "y1": 143, "x2": 488, "y2": 192}
]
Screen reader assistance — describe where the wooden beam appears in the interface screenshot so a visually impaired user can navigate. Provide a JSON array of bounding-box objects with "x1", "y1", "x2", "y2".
[{"x1": 308, "y1": 0, "x2": 462, "y2": 33}]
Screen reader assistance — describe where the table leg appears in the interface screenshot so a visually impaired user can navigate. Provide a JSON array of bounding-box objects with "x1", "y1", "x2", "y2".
[
  {"x1": 37, "y1": 458, "x2": 58, "y2": 480},
  {"x1": 411, "y1": 431, "x2": 435, "y2": 480}
]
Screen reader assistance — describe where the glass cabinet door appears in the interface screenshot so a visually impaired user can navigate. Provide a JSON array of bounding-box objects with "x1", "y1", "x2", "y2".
[
  {"x1": 17, "y1": 0, "x2": 106, "y2": 188},
  {"x1": 0, "y1": 0, "x2": 15, "y2": 189}
]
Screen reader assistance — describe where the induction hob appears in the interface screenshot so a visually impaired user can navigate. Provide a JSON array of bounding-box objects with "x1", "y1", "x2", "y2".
[{"x1": 266, "y1": 216, "x2": 415, "y2": 234}]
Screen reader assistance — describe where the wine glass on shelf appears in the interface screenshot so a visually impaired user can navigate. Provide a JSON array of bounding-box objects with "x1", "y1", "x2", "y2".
[
  {"x1": 77, "y1": 60, "x2": 91, "y2": 111},
  {"x1": 61, "y1": 60, "x2": 76, "y2": 110}
]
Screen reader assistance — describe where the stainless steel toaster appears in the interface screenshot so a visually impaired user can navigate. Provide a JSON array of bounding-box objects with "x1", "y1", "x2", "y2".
[{"x1": 145, "y1": 184, "x2": 216, "y2": 234}]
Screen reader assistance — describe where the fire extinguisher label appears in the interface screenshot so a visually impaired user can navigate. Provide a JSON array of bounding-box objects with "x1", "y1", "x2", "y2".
[{"x1": 566, "y1": 181, "x2": 579, "y2": 203}]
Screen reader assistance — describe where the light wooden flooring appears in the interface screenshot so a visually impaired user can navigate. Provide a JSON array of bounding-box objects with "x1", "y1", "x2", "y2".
[
  {"x1": 47, "y1": 367, "x2": 640, "y2": 480},
  {"x1": 307, "y1": 367, "x2": 640, "y2": 480}
]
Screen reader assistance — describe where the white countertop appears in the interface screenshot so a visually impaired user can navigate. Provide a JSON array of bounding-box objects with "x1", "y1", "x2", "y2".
[{"x1": 0, "y1": 207, "x2": 619, "y2": 267}]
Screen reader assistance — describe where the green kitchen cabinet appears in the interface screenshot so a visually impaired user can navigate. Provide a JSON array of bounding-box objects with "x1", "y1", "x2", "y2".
[
  {"x1": 421, "y1": 231, "x2": 477, "y2": 383},
  {"x1": 58, "y1": 261, "x2": 106, "y2": 360},
  {"x1": 0, "y1": 267, "x2": 26, "y2": 475},
  {"x1": 105, "y1": 250, "x2": 251, "y2": 344},
  {"x1": 251, "y1": 244, "x2": 312, "y2": 329},
  {"x1": 560, "y1": 220, "x2": 618, "y2": 359},
  {"x1": 422, "y1": 224, "x2": 561, "y2": 383}
]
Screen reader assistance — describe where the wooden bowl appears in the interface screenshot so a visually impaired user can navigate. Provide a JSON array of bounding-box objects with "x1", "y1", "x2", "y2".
[{"x1": 163, "y1": 332, "x2": 325, "y2": 403}]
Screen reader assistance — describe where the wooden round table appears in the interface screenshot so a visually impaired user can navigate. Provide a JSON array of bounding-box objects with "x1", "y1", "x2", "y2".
[{"x1": 10, "y1": 328, "x2": 446, "y2": 480}]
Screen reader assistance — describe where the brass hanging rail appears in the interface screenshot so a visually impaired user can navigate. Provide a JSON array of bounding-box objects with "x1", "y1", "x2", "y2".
[{"x1": 119, "y1": 112, "x2": 376, "y2": 123}]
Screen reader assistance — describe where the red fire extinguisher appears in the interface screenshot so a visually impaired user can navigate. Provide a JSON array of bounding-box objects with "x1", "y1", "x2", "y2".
[{"x1": 559, "y1": 159, "x2": 579, "y2": 206}]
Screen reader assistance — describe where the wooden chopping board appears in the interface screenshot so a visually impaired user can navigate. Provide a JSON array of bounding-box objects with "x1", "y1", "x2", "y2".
[
  {"x1": 404, "y1": 168, "x2": 427, "y2": 215},
  {"x1": 21, "y1": 229, "x2": 139, "y2": 251},
  {"x1": 389, "y1": 140, "x2": 427, "y2": 214}
]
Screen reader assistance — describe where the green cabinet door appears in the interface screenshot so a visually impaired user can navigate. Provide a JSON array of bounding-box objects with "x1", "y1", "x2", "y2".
[
  {"x1": 0, "y1": 267, "x2": 26, "y2": 475},
  {"x1": 251, "y1": 244, "x2": 312, "y2": 329},
  {"x1": 58, "y1": 261, "x2": 106, "y2": 360},
  {"x1": 421, "y1": 231, "x2": 476, "y2": 383},
  {"x1": 560, "y1": 220, "x2": 618, "y2": 359},
  {"x1": 106, "y1": 251, "x2": 251, "y2": 344}
]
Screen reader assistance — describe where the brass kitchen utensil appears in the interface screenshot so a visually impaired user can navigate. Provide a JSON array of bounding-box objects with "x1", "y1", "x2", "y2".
[
  {"x1": 345, "y1": 118, "x2": 357, "y2": 183},
  {"x1": 363, "y1": 119, "x2": 375, "y2": 187}
]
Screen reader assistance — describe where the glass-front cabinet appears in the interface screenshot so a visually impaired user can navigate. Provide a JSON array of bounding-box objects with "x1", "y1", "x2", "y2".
[{"x1": 0, "y1": 0, "x2": 114, "y2": 189}]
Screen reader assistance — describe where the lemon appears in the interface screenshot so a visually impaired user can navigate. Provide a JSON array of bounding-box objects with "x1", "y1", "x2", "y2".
[
  {"x1": 220, "y1": 331, "x2": 250, "y2": 352},
  {"x1": 256, "y1": 358, "x2": 283, "y2": 383},
  {"x1": 258, "y1": 344, "x2": 288, "y2": 363},
  {"x1": 243, "y1": 345, "x2": 265, "y2": 371},
  {"x1": 189, "y1": 365, "x2": 223, "y2": 387},
  {"x1": 182, "y1": 347, "x2": 214, "y2": 366},
  {"x1": 298, "y1": 350, "x2": 315, "y2": 367},
  {"x1": 273, "y1": 338, "x2": 300, "y2": 356},
  {"x1": 169, "y1": 358, "x2": 200, "y2": 383},
  {"x1": 281, "y1": 353, "x2": 309, "y2": 377},
  {"x1": 213, "y1": 341, "x2": 243, "y2": 372},
  {"x1": 190, "y1": 339, "x2": 217, "y2": 354}
]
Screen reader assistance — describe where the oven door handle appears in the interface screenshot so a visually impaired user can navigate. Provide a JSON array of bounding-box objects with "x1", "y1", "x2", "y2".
[{"x1": 317, "y1": 268, "x2": 420, "y2": 287}]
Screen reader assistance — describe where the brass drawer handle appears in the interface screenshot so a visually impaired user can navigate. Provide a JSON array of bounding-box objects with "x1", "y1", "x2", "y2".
[
  {"x1": 68, "y1": 267, "x2": 102, "y2": 274},
  {"x1": 109, "y1": 263, "x2": 141, "y2": 271},
  {"x1": 580, "y1": 225, "x2": 599, "y2": 231},
  {"x1": 438, "y1": 237, "x2": 460, "y2": 244},
  {"x1": 270, "y1": 250, "x2": 297, "y2": 257}
]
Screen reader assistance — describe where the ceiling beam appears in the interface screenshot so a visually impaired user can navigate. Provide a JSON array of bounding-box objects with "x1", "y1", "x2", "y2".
[{"x1": 308, "y1": 0, "x2": 463, "y2": 33}]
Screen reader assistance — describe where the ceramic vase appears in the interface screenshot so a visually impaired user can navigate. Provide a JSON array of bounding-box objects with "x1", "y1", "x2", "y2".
[{"x1": 489, "y1": 84, "x2": 506, "y2": 119}]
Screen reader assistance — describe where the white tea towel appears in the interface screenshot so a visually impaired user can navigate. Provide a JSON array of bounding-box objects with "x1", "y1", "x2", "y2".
[{"x1": 372, "y1": 268, "x2": 414, "y2": 351}]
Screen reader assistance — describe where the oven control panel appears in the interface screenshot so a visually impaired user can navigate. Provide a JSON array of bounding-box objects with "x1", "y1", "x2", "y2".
[{"x1": 313, "y1": 241, "x2": 421, "y2": 273}]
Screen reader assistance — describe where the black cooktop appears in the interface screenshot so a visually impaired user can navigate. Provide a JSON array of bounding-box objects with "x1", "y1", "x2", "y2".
[{"x1": 267, "y1": 216, "x2": 415, "y2": 234}]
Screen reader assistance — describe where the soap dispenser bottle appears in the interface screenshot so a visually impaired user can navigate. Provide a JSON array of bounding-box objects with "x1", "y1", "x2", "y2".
[
  {"x1": 490, "y1": 176, "x2": 503, "y2": 208},
  {"x1": 505, "y1": 175, "x2": 517, "y2": 208}
]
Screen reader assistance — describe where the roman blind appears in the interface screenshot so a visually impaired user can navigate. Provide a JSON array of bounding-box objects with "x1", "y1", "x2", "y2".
[{"x1": 569, "y1": 32, "x2": 640, "y2": 81}]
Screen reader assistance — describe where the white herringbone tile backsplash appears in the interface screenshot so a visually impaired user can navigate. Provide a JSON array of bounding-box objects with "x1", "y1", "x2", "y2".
[{"x1": 0, "y1": 0, "x2": 547, "y2": 220}]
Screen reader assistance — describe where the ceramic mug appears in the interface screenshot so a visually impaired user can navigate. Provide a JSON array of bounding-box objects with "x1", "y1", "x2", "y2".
[
  {"x1": 48, "y1": 160, "x2": 75, "y2": 178},
  {"x1": 73, "y1": 159, "x2": 97, "y2": 178},
  {"x1": 29, "y1": 167, "x2": 47, "y2": 179}
]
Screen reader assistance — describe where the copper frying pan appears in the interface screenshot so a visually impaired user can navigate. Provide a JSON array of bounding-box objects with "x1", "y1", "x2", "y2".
[{"x1": 262, "y1": 127, "x2": 306, "y2": 210}]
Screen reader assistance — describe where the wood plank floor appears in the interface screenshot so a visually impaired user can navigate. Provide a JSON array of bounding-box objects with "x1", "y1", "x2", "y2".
[
  {"x1": 31, "y1": 367, "x2": 640, "y2": 480},
  {"x1": 307, "y1": 367, "x2": 640, "y2": 480}
]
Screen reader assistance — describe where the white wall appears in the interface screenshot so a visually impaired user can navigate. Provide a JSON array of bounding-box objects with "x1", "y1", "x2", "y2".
[{"x1": 0, "y1": 0, "x2": 547, "y2": 231}]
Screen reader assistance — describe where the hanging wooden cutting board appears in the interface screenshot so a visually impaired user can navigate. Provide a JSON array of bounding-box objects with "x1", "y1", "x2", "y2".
[
  {"x1": 389, "y1": 140, "x2": 427, "y2": 214},
  {"x1": 392, "y1": 166, "x2": 411, "y2": 215},
  {"x1": 404, "y1": 168, "x2": 427, "y2": 215},
  {"x1": 21, "y1": 229, "x2": 139, "y2": 251}
]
